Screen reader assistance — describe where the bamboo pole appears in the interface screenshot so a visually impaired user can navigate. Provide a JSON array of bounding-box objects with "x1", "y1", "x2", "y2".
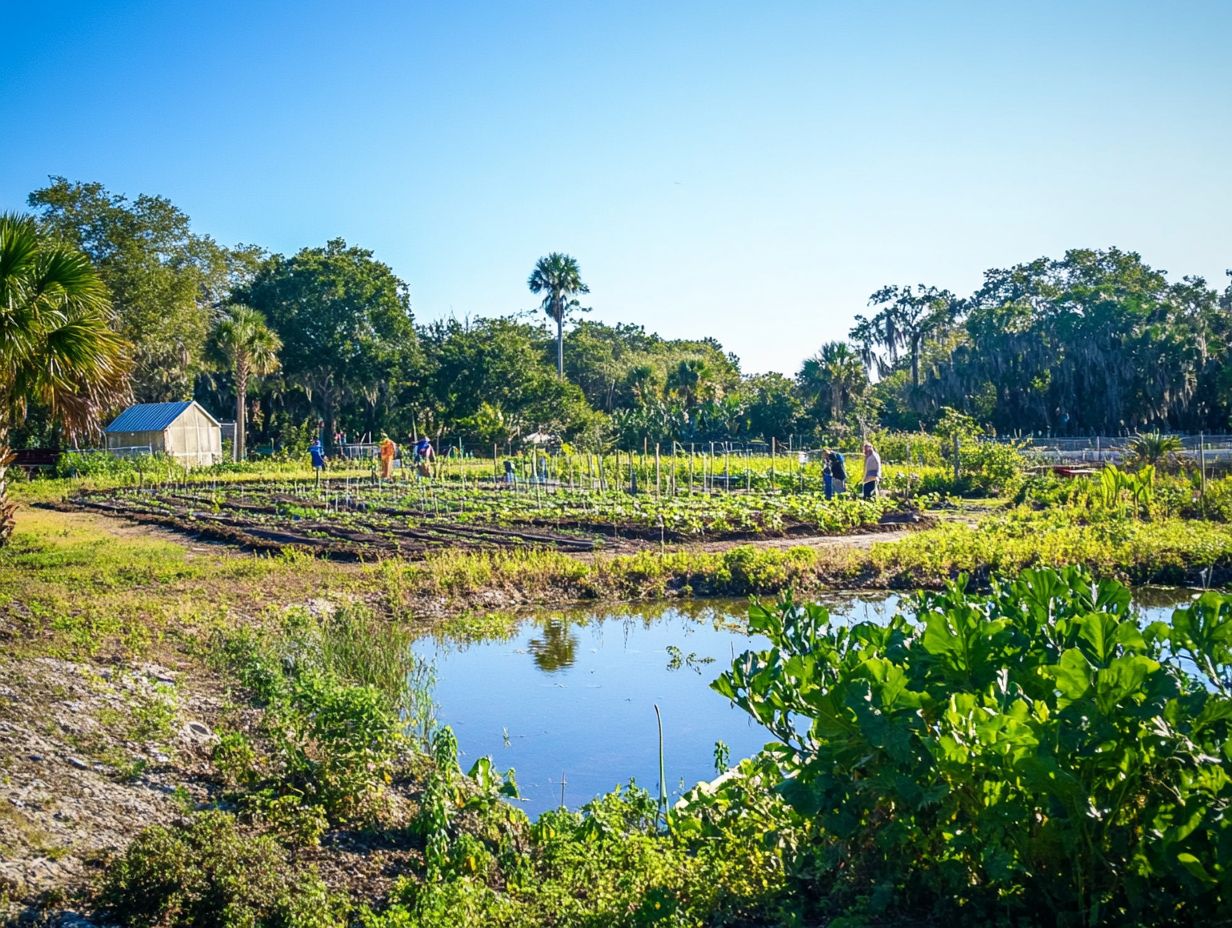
[{"x1": 1200, "y1": 432, "x2": 1207, "y2": 510}]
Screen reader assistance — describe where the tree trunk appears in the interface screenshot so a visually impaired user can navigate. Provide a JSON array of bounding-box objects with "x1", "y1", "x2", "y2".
[
  {"x1": 0, "y1": 421, "x2": 14, "y2": 547},
  {"x1": 236, "y1": 362, "x2": 249, "y2": 461},
  {"x1": 556, "y1": 315, "x2": 565, "y2": 378}
]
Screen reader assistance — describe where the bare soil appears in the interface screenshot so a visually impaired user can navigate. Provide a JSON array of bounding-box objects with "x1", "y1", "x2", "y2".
[{"x1": 0, "y1": 655, "x2": 223, "y2": 922}]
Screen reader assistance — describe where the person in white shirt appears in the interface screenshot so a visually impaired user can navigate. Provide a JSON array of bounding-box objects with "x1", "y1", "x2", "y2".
[{"x1": 862, "y1": 443, "x2": 881, "y2": 500}]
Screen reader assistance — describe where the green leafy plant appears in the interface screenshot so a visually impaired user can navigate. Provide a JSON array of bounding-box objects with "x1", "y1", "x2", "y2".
[
  {"x1": 1126, "y1": 431, "x2": 1186, "y2": 472},
  {"x1": 98, "y1": 810, "x2": 347, "y2": 928},
  {"x1": 1098, "y1": 463, "x2": 1155, "y2": 518},
  {"x1": 714, "y1": 567, "x2": 1232, "y2": 926}
]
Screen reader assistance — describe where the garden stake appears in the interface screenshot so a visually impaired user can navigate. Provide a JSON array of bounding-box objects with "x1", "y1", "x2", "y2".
[{"x1": 654, "y1": 704, "x2": 669, "y2": 833}]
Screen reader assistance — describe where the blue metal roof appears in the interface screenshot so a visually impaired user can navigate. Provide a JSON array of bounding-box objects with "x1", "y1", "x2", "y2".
[{"x1": 104, "y1": 401, "x2": 196, "y2": 434}]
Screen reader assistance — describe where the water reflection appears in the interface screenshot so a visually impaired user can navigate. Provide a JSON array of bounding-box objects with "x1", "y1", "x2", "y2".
[
  {"x1": 528, "y1": 619, "x2": 579, "y2": 673},
  {"x1": 414, "y1": 587, "x2": 1204, "y2": 816}
]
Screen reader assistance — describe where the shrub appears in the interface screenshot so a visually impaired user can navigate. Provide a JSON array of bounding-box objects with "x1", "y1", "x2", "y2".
[
  {"x1": 867, "y1": 430, "x2": 945, "y2": 467},
  {"x1": 98, "y1": 810, "x2": 347, "y2": 928},
  {"x1": 372, "y1": 781, "x2": 777, "y2": 928},
  {"x1": 217, "y1": 611, "x2": 409, "y2": 824},
  {"x1": 270, "y1": 669, "x2": 400, "y2": 822},
  {"x1": 715, "y1": 567, "x2": 1232, "y2": 926},
  {"x1": 56, "y1": 450, "x2": 185, "y2": 482}
]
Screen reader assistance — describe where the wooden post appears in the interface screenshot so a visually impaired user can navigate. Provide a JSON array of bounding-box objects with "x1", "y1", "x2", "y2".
[
  {"x1": 953, "y1": 433, "x2": 961, "y2": 482},
  {"x1": 770, "y1": 437, "x2": 776, "y2": 488},
  {"x1": 688, "y1": 444, "x2": 694, "y2": 495},
  {"x1": 655, "y1": 443, "x2": 661, "y2": 498},
  {"x1": 1200, "y1": 432, "x2": 1207, "y2": 506}
]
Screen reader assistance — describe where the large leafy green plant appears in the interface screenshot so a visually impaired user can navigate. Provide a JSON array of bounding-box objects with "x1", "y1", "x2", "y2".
[{"x1": 714, "y1": 567, "x2": 1232, "y2": 926}]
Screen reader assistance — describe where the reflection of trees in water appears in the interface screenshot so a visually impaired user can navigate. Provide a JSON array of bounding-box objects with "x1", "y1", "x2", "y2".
[{"x1": 529, "y1": 619, "x2": 579, "y2": 673}]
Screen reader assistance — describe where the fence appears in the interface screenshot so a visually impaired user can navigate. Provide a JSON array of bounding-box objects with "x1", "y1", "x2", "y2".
[
  {"x1": 1020, "y1": 434, "x2": 1232, "y2": 466},
  {"x1": 338, "y1": 442, "x2": 379, "y2": 461}
]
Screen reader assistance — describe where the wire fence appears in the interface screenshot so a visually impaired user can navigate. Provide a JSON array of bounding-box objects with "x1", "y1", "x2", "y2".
[{"x1": 1020, "y1": 435, "x2": 1232, "y2": 465}]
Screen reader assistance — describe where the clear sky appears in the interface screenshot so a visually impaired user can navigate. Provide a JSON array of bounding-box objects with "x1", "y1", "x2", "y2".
[{"x1": 3, "y1": 0, "x2": 1229, "y2": 374}]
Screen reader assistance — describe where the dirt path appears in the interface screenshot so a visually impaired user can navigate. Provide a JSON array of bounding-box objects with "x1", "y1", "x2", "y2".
[
  {"x1": 20, "y1": 503, "x2": 234, "y2": 560},
  {"x1": 686, "y1": 528, "x2": 912, "y2": 553}
]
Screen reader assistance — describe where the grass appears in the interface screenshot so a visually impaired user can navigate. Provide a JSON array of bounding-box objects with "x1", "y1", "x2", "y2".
[
  {"x1": 7, "y1": 465, "x2": 1232, "y2": 927},
  {"x1": 6, "y1": 488, "x2": 1232, "y2": 664},
  {"x1": 0, "y1": 505, "x2": 364, "y2": 659}
]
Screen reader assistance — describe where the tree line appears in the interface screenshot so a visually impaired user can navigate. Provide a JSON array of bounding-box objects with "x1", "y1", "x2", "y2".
[{"x1": 9, "y1": 177, "x2": 1232, "y2": 466}]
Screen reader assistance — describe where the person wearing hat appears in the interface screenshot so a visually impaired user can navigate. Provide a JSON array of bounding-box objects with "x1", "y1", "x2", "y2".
[
  {"x1": 827, "y1": 449, "x2": 847, "y2": 495},
  {"x1": 309, "y1": 437, "x2": 327, "y2": 483}
]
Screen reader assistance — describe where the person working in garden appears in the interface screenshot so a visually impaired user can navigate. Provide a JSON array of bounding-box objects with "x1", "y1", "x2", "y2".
[
  {"x1": 862, "y1": 442, "x2": 881, "y2": 499},
  {"x1": 827, "y1": 449, "x2": 847, "y2": 495},
  {"x1": 309, "y1": 437, "x2": 326, "y2": 482},
  {"x1": 378, "y1": 433, "x2": 397, "y2": 479},
  {"x1": 415, "y1": 436, "x2": 434, "y2": 477}
]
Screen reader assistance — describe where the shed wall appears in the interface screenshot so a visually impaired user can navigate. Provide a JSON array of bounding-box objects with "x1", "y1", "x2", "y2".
[
  {"x1": 163, "y1": 405, "x2": 222, "y2": 466},
  {"x1": 106, "y1": 430, "x2": 164, "y2": 455}
]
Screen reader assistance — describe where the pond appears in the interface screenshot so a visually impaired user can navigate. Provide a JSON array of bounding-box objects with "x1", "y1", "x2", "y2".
[{"x1": 413, "y1": 588, "x2": 1198, "y2": 818}]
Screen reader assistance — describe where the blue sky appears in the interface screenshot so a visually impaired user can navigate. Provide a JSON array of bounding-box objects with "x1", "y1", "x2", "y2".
[{"x1": 3, "y1": 0, "x2": 1229, "y2": 373}]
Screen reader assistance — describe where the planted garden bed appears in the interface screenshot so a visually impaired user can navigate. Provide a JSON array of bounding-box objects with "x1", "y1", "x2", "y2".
[{"x1": 56, "y1": 477, "x2": 904, "y2": 560}]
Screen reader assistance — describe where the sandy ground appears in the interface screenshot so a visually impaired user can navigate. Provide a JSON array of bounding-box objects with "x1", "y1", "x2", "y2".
[{"x1": 0, "y1": 656, "x2": 222, "y2": 921}]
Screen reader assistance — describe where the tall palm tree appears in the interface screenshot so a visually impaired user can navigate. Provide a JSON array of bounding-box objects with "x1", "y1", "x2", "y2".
[
  {"x1": 210, "y1": 305, "x2": 281, "y2": 460},
  {"x1": 0, "y1": 213, "x2": 130, "y2": 545},
  {"x1": 799, "y1": 342, "x2": 867, "y2": 423},
  {"x1": 528, "y1": 253, "x2": 589, "y2": 377}
]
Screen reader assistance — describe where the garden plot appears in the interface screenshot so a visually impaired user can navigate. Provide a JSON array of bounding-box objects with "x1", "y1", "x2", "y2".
[{"x1": 59, "y1": 478, "x2": 901, "y2": 560}]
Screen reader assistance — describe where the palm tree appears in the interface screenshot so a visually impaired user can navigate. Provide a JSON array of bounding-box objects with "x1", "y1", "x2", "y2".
[
  {"x1": 667, "y1": 358, "x2": 709, "y2": 411},
  {"x1": 625, "y1": 363, "x2": 661, "y2": 406},
  {"x1": 1126, "y1": 431, "x2": 1186, "y2": 472},
  {"x1": 0, "y1": 213, "x2": 130, "y2": 545},
  {"x1": 528, "y1": 253, "x2": 589, "y2": 377},
  {"x1": 210, "y1": 305, "x2": 281, "y2": 460},
  {"x1": 799, "y1": 342, "x2": 867, "y2": 423}
]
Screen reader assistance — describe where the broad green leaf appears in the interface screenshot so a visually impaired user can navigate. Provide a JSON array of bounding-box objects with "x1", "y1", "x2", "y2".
[
  {"x1": 1177, "y1": 852, "x2": 1216, "y2": 884},
  {"x1": 1051, "y1": 648, "x2": 1092, "y2": 702}
]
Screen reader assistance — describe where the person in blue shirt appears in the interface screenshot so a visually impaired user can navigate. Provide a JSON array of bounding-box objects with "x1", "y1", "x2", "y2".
[
  {"x1": 414, "y1": 437, "x2": 434, "y2": 477},
  {"x1": 309, "y1": 438, "x2": 326, "y2": 481}
]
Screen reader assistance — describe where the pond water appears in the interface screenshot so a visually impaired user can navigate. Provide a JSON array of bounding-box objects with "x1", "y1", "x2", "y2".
[{"x1": 413, "y1": 589, "x2": 1198, "y2": 818}]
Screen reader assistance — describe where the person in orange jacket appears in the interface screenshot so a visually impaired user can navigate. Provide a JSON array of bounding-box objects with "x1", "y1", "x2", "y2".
[{"x1": 378, "y1": 433, "x2": 397, "y2": 479}]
